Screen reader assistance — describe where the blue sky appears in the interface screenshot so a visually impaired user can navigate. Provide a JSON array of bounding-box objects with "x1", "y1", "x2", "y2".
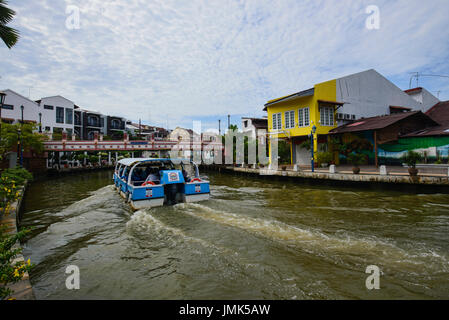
[{"x1": 1, "y1": 0, "x2": 449, "y2": 132}]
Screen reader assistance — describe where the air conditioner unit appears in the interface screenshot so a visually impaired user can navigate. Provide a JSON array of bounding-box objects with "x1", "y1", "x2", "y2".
[
  {"x1": 351, "y1": 115, "x2": 356, "y2": 120},
  {"x1": 344, "y1": 114, "x2": 351, "y2": 120},
  {"x1": 337, "y1": 113, "x2": 344, "y2": 120}
]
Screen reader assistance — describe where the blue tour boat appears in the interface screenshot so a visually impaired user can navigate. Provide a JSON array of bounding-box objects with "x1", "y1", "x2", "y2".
[{"x1": 113, "y1": 158, "x2": 210, "y2": 210}]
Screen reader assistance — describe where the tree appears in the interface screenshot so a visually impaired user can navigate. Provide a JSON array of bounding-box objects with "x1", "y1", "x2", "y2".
[
  {"x1": 0, "y1": 0, "x2": 20, "y2": 49},
  {"x1": 0, "y1": 123, "x2": 46, "y2": 159}
]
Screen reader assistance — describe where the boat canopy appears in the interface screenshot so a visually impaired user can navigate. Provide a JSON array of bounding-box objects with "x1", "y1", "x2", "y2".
[{"x1": 117, "y1": 158, "x2": 192, "y2": 166}]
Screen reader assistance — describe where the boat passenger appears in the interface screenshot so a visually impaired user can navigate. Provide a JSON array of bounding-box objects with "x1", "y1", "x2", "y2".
[
  {"x1": 146, "y1": 168, "x2": 160, "y2": 184},
  {"x1": 182, "y1": 169, "x2": 191, "y2": 182}
]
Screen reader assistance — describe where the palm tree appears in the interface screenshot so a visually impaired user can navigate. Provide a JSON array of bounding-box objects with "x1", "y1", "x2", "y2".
[{"x1": 0, "y1": 0, "x2": 19, "y2": 49}]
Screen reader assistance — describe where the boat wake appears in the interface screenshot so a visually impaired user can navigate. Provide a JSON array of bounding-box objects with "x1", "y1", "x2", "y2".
[{"x1": 176, "y1": 203, "x2": 449, "y2": 273}]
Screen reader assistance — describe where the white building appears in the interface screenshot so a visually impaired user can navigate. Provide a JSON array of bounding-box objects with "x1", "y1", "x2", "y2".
[
  {"x1": 1, "y1": 89, "x2": 40, "y2": 125},
  {"x1": 241, "y1": 117, "x2": 267, "y2": 144},
  {"x1": 36, "y1": 95, "x2": 75, "y2": 135},
  {"x1": 334, "y1": 69, "x2": 440, "y2": 125},
  {"x1": 404, "y1": 87, "x2": 440, "y2": 111}
]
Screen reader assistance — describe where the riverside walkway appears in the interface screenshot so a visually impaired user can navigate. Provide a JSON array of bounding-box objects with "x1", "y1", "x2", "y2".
[{"x1": 206, "y1": 164, "x2": 449, "y2": 188}]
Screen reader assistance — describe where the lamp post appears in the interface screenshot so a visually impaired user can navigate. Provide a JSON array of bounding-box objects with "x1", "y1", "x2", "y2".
[
  {"x1": 310, "y1": 124, "x2": 317, "y2": 172},
  {"x1": 17, "y1": 128, "x2": 23, "y2": 167},
  {"x1": 20, "y1": 105, "x2": 24, "y2": 123},
  {"x1": 0, "y1": 92, "x2": 6, "y2": 137},
  {"x1": 39, "y1": 112, "x2": 42, "y2": 133}
]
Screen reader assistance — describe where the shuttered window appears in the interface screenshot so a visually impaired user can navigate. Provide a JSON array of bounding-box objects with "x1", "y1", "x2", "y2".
[
  {"x1": 298, "y1": 107, "x2": 310, "y2": 127},
  {"x1": 272, "y1": 113, "x2": 282, "y2": 130},
  {"x1": 320, "y1": 107, "x2": 334, "y2": 126},
  {"x1": 285, "y1": 111, "x2": 295, "y2": 129}
]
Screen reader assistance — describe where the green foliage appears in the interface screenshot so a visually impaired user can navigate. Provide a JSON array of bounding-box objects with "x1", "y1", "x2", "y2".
[
  {"x1": 402, "y1": 151, "x2": 422, "y2": 168},
  {"x1": 0, "y1": 226, "x2": 34, "y2": 300},
  {"x1": 1, "y1": 167, "x2": 32, "y2": 185},
  {"x1": 0, "y1": 0, "x2": 20, "y2": 49},
  {"x1": 278, "y1": 140, "x2": 291, "y2": 164},
  {"x1": 347, "y1": 153, "x2": 366, "y2": 167},
  {"x1": 0, "y1": 123, "x2": 46, "y2": 158},
  {"x1": 299, "y1": 140, "x2": 311, "y2": 151},
  {"x1": 316, "y1": 151, "x2": 333, "y2": 165},
  {"x1": 89, "y1": 155, "x2": 99, "y2": 163}
]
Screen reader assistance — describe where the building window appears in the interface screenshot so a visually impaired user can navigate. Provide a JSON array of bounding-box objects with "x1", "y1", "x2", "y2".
[
  {"x1": 65, "y1": 108, "x2": 73, "y2": 124},
  {"x1": 45, "y1": 126, "x2": 51, "y2": 131},
  {"x1": 272, "y1": 113, "x2": 282, "y2": 130},
  {"x1": 320, "y1": 106, "x2": 334, "y2": 126},
  {"x1": 244, "y1": 120, "x2": 248, "y2": 128},
  {"x1": 298, "y1": 107, "x2": 310, "y2": 127},
  {"x1": 285, "y1": 111, "x2": 295, "y2": 129},
  {"x1": 44, "y1": 105, "x2": 54, "y2": 110},
  {"x1": 1, "y1": 104, "x2": 14, "y2": 110},
  {"x1": 56, "y1": 107, "x2": 64, "y2": 123}
]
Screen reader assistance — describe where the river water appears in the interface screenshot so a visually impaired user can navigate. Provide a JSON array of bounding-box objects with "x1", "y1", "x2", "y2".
[{"x1": 21, "y1": 170, "x2": 449, "y2": 299}]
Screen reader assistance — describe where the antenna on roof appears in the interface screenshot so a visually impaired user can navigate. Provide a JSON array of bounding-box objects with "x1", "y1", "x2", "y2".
[{"x1": 409, "y1": 72, "x2": 449, "y2": 89}]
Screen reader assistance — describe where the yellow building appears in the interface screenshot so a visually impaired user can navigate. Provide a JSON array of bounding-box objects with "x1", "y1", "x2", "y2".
[
  {"x1": 263, "y1": 69, "x2": 441, "y2": 166},
  {"x1": 264, "y1": 80, "x2": 343, "y2": 165}
]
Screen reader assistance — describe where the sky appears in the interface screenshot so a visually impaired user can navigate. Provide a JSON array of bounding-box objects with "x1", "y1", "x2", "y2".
[{"x1": 1, "y1": 0, "x2": 449, "y2": 132}]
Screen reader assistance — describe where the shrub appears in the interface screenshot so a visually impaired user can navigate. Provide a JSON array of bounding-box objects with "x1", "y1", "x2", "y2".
[
  {"x1": 402, "y1": 151, "x2": 422, "y2": 168},
  {"x1": 347, "y1": 153, "x2": 366, "y2": 167},
  {"x1": 1, "y1": 167, "x2": 33, "y2": 185},
  {"x1": 316, "y1": 152, "x2": 333, "y2": 165},
  {"x1": 0, "y1": 226, "x2": 34, "y2": 300}
]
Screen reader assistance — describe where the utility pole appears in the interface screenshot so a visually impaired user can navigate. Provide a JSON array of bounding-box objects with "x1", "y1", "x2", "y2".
[
  {"x1": 218, "y1": 119, "x2": 221, "y2": 136},
  {"x1": 227, "y1": 114, "x2": 230, "y2": 130},
  {"x1": 139, "y1": 118, "x2": 141, "y2": 137}
]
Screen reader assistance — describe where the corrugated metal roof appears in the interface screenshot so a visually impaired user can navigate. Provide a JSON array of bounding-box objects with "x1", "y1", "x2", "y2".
[
  {"x1": 425, "y1": 100, "x2": 449, "y2": 125},
  {"x1": 403, "y1": 124, "x2": 449, "y2": 137},
  {"x1": 329, "y1": 111, "x2": 437, "y2": 134}
]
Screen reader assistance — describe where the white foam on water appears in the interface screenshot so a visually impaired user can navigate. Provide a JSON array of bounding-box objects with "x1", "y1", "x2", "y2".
[
  {"x1": 57, "y1": 185, "x2": 119, "y2": 217},
  {"x1": 177, "y1": 203, "x2": 449, "y2": 272},
  {"x1": 126, "y1": 209, "x2": 231, "y2": 254}
]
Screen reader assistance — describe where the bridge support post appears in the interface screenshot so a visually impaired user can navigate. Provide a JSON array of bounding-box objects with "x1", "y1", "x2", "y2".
[
  {"x1": 84, "y1": 151, "x2": 87, "y2": 166},
  {"x1": 108, "y1": 152, "x2": 111, "y2": 165}
]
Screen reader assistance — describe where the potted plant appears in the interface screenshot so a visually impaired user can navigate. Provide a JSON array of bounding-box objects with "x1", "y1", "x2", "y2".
[
  {"x1": 347, "y1": 153, "x2": 366, "y2": 174},
  {"x1": 281, "y1": 165, "x2": 287, "y2": 171},
  {"x1": 316, "y1": 151, "x2": 333, "y2": 168},
  {"x1": 402, "y1": 151, "x2": 422, "y2": 176}
]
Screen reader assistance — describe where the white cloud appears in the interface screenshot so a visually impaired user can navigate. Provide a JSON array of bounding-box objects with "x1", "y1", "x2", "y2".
[{"x1": 1, "y1": 0, "x2": 449, "y2": 129}]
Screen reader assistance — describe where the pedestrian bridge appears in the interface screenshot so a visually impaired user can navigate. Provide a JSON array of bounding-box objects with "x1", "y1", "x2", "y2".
[{"x1": 44, "y1": 139, "x2": 222, "y2": 152}]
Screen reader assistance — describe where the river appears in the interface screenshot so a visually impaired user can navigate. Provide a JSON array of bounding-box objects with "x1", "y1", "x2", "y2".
[{"x1": 21, "y1": 170, "x2": 449, "y2": 299}]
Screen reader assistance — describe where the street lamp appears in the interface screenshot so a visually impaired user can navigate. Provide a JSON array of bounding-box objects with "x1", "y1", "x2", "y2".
[
  {"x1": 310, "y1": 124, "x2": 317, "y2": 172},
  {"x1": 39, "y1": 112, "x2": 42, "y2": 133},
  {"x1": 17, "y1": 127, "x2": 23, "y2": 167},
  {"x1": 0, "y1": 92, "x2": 6, "y2": 136},
  {"x1": 20, "y1": 105, "x2": 24, "y2": 123}
]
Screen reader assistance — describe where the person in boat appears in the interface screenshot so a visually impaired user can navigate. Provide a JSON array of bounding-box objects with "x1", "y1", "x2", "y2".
[
  {"x1": 182, "y1": 168, "x2": 191, "y2": 182},
  {"x1": 144, "y1": 167, "x2": 160, "y2": 185},
  {"x1": 131, "y1": 167, "x2": 146, "y2": 183}
]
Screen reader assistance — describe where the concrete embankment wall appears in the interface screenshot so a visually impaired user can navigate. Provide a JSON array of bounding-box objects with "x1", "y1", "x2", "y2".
[
  {"x1": 201, "y1": 165, "x2": 449, "y2": 193},
  {"x1": 0, "y1": 183, "x2": 35, "y2": 300}
]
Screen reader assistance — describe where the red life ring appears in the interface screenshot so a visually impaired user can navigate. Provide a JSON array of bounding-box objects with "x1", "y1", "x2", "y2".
[
  {"x1": 191, "y1": 178, "x2": 202, "y2": 183},
  {"x1": 142, "y1": 181, "x2": 156, "y2": 186}
]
